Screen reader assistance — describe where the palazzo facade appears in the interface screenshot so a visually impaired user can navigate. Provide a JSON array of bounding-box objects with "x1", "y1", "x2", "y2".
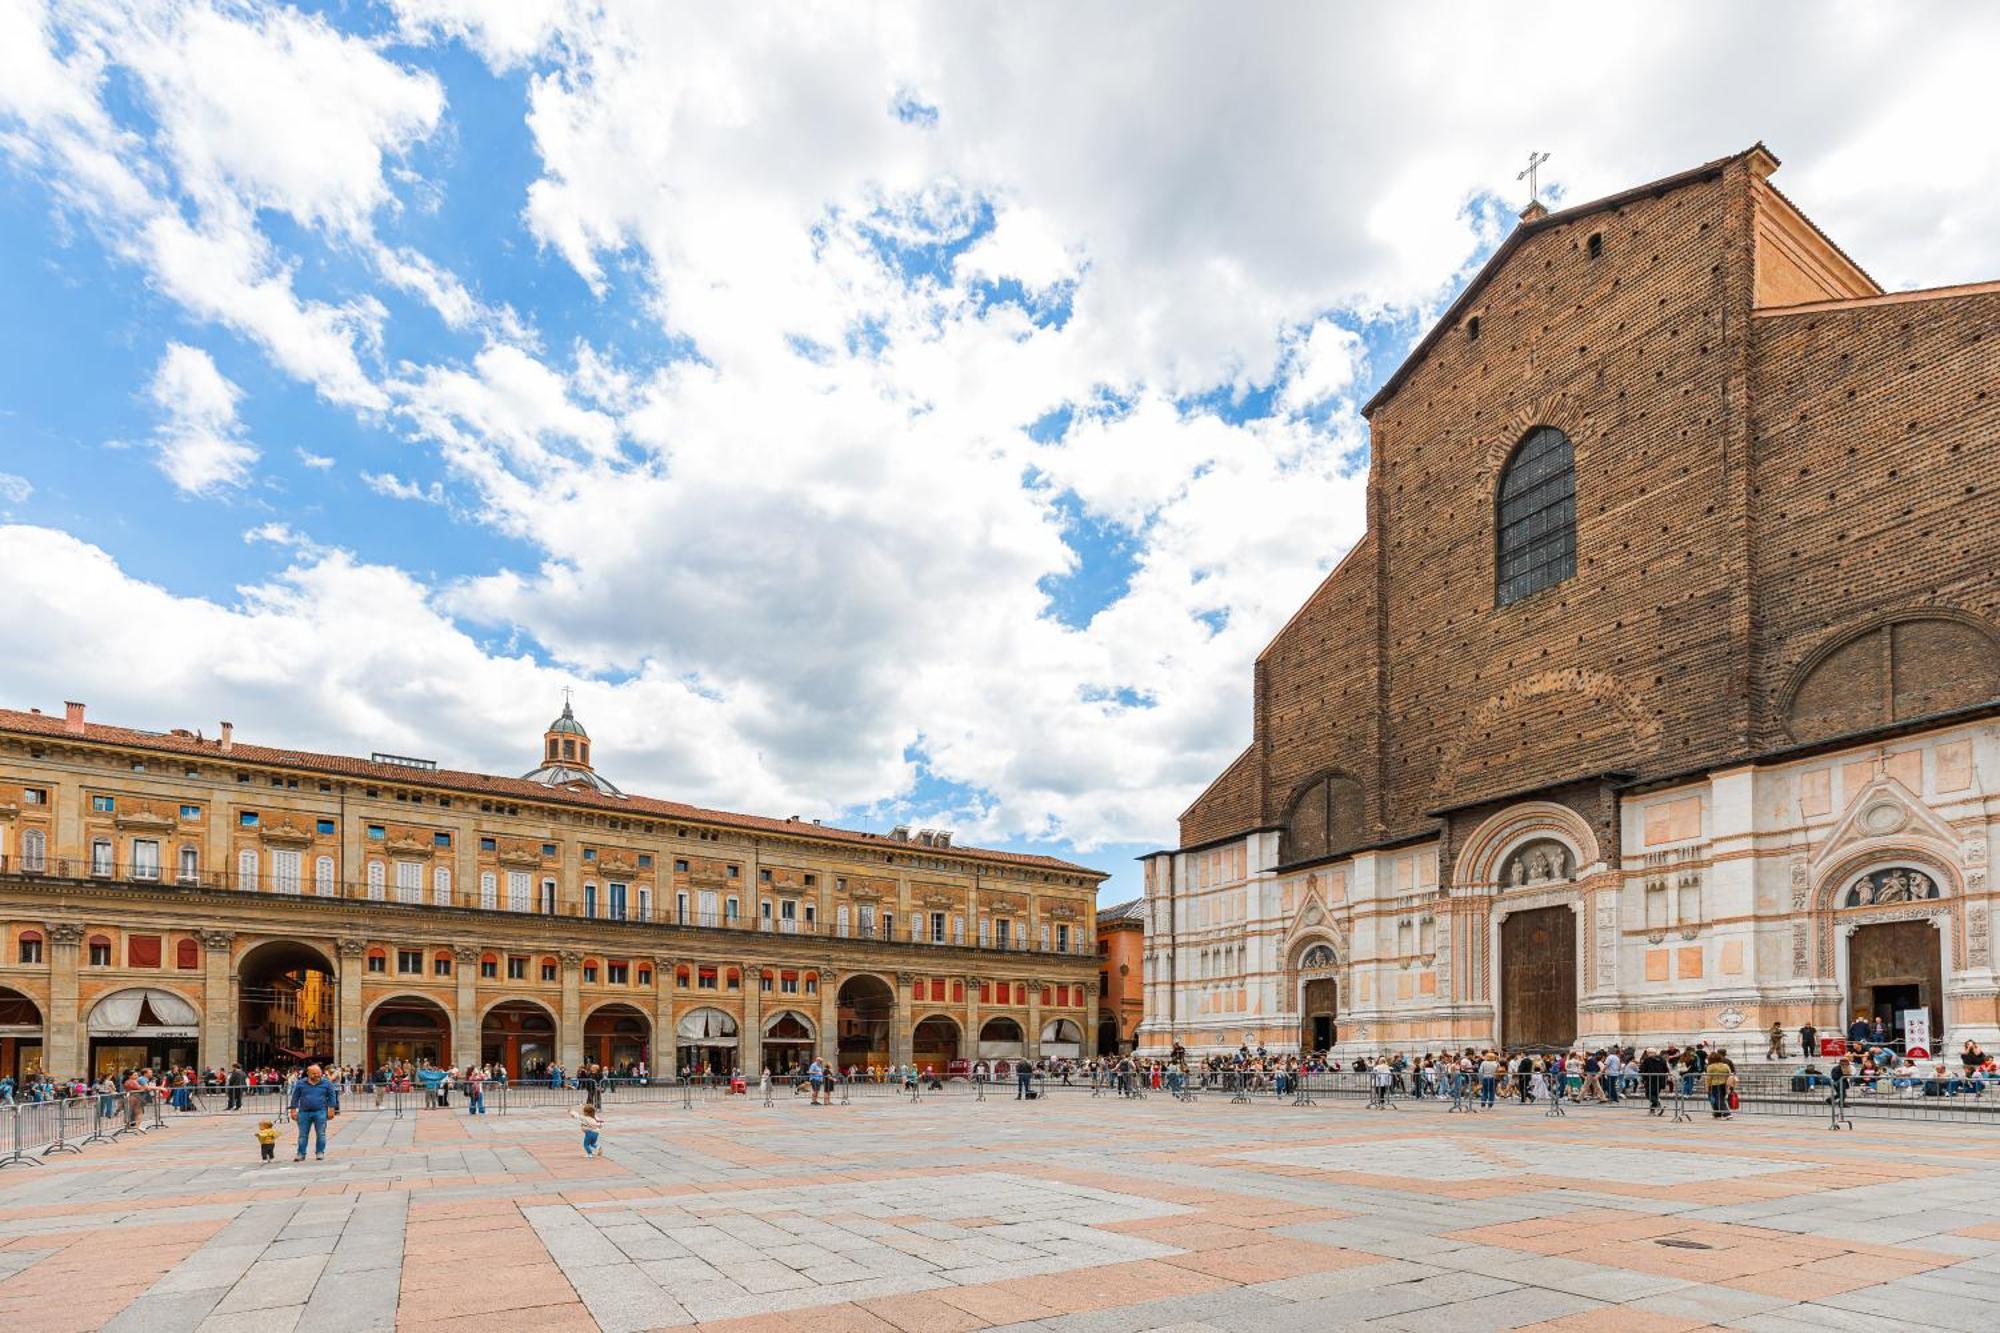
[
  {"x1": 0, "y1": 701, "x2": 1102, "y2": 1080},
  {"x1": 1140, "y1": 145, "x2": 2000, "y2": 1058}
]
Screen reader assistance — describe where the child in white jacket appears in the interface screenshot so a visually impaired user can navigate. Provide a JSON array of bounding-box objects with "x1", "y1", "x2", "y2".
[{"x1": 570, "y1": 1103, "x2": 603, "y2": 1156}]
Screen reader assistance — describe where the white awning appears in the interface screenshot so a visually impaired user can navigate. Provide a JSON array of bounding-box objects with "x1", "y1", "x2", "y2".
[
  {"x1": 676, "y1": 1008, "x2": 739, "y2": 1043},
  {"x1": 88, "y1": 988, "x2": 199, "y2": 1036},
  {"x1": 762, "y1": 1009, "x2": 816, "y2": 1039}
]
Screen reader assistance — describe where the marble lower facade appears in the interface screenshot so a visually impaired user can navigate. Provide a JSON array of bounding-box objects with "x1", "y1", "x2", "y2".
[{"x1": 1139, "y1": 717, "x2": 2000, "y2": 1058}]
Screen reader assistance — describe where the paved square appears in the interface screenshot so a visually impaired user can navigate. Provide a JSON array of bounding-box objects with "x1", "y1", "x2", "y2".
[{"x1": 1, "y1": 1091, "x2": 1996, "y2": 1330}]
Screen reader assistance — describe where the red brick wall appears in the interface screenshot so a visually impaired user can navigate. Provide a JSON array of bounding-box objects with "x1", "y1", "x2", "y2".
[
  {"x1": 1181, "y1": 159, "x2": 2000, "y2": 861},
  {"x1": 1749, "y1": 290, "x2": 2000, "y2": 745}
]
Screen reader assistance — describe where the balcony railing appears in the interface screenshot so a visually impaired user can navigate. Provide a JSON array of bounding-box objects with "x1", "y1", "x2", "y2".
[{"x1": 0, "y1": 855, "x2": 1097, "y2": 957}]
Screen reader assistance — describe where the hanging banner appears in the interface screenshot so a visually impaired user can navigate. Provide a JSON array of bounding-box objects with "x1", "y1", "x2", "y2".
[{"x1": 1901, "y1": 1009, "x2": 1932, "y2": 1060}]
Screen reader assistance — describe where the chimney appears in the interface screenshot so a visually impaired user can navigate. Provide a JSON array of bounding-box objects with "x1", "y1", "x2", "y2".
[
  {"x1": 1519, "y1": 200, "x2": 1549, "y2": 225},
  {"x1": 219, "y1": 721, "x2": 234, "y2": 753},
  {"x1": 63, "y1": 701, "x2": 85, "y2": 734}
]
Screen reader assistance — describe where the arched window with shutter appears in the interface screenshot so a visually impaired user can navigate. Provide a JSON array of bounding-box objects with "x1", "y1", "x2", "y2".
[{"x1": 1496, "y1": 425, "x2": 1576, "y2": 606}]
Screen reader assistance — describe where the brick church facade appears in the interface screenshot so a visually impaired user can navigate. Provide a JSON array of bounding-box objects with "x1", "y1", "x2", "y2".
[{"x1": 1139, "y1": 145, "x2": 2000, "y2": 1058}]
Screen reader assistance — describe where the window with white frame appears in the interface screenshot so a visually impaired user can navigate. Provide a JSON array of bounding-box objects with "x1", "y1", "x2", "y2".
[
  {"x1": 21, "y1": 828, "x2": 45, "y2": 873},
  {"x1": 181, "y1": 845, "x2": 201, "y2": 884},
  {"x1": 271, "y1": 848, "x2": 302, "y2": 895},
  {"x1": 507, "y1": 870, "x2": 530, "y2": 912},
  {"x1": 480, "y1": 871, "x2": 498, "y2": 910},
  {"x1": 314, "y1": 855, "x2": 335, "y2": 896},
  {"x1": 836, "y1": 903, "x2": 850, "y2": 937},
  {"x1": 434, "y1": 865, "x2": 451, "y2": 906},
  {"x1": 394, "y1": 861, "x2": 422, "y2": 904},
  {"x1": 541, "y1": 878, "x2": 557, "y2": 913},
  {"x1": 930, "y1": 911, "x2": 946, "y2": 943},
  {"x1": 91, "y1": 838, "x2": 113, "y2": 876},
  {"x1": 238, "y1": 847, "x2": 259, "y2": 890},
  {"x1": 367, "y1": 860, "x2": 386, "y2": 900},
  {"x1": 132, "y1": 839, "x2": 160, "y2": 881}
]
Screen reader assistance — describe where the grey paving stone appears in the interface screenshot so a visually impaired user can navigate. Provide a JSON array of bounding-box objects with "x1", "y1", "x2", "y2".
[
  {"x1": 102, "y1": 1289, "x2": 228, "y2": 1333},
  {"x1": 1250, "y1": 1259, "x2": 1444, "y2": 1300},
  {"x1": 566, "y1": 1262, "x2": 688, "y2": 1332},
  {"x1": 1629, "y1": 1283, "x2": 1798, "y2": 1322}
]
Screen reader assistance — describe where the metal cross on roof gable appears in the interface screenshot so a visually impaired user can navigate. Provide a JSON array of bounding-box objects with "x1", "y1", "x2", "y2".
[{"x1": 1518, "y1": 150, "x2": 1551, "y2": 206}]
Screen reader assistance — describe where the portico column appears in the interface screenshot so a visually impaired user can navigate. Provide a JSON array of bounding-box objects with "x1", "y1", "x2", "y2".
[
  {"x1": 964, "y1": 975, "x2": 981, "y2": 1066},
  {"x1": 816, "y1": 968, "x2": 839, "y2": 1064},
  {"x1": 741, "y1": 962, "x2": 763, "y2": 1075},
  {"x1": 46, "y1": 923, "x2": 83, "y2": 1077},
  {"x1": 892, "y1": 972, "x2": 913, "y2": 1066},
  {"x1": 336, "y1": 938, "x2": 366, "y2": 1069},
  {"x1": 200, "y1": 930, "x2": 235, "y2": 1067},
  {"x1": 558, "y1": 951, "x2": 583, "y2": 1068},
  {"x1": 453, "y1": 947, "x2": 480, "y2": 1070},
  {"x1": 1026, "y1": 979, "x2": 1043, "y2": 1061},
  {"x1": 653, "y1": 957, "x2": 675, "y2": 1077}
]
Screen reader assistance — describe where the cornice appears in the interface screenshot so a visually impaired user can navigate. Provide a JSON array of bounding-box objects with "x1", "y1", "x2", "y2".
[{"x1": 0, "y1": 874, "x2": 1098, "y2": 972}]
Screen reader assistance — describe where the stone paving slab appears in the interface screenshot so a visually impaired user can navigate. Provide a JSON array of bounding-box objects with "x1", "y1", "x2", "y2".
[{"x1": 0, "y1": 1092, "x2": 1996, "y2": 1329}]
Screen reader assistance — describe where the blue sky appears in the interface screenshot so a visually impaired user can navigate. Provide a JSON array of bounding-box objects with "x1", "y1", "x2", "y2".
[{"x1": 2, "y1": 2, "x2": 1993, "y2": 907}]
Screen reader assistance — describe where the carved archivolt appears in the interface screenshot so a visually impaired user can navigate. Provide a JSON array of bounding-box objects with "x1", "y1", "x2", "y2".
[
  {"x1": 1811, "y1": 848, "x2": 1964, "y2": 975},
  {"x1": 1452, "y1": 801, "x2": 1602, "y2": 888}
]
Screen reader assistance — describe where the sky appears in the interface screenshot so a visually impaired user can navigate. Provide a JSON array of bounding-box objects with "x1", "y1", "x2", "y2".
[{"x1": 2, "y1": 2, "x2": 1997, "y2": 908}]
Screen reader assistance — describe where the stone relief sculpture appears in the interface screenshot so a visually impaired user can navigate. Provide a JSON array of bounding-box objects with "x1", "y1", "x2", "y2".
[
  {"x1": 1843, "y1": 867, "x2": 1939, "y2": 908},
  {"x1": 1500, "y1": 839, "x2": 1570, "y2": 887}
]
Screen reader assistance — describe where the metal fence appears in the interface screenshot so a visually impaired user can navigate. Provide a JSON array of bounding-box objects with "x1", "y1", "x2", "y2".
[{"x1": 0, "y1": 1092, "x2": 171, "y2": 1166}]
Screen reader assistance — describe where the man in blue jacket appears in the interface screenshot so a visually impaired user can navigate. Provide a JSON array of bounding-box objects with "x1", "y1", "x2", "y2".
[{"x1": 288, "y1": 1064, "x2": 340, "y2": 1162}]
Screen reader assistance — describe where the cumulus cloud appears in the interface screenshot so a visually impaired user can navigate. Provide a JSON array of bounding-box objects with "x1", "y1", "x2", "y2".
[
  {"x1": 146, "y1": 343, "x2": 258, "y2": 495},
  {"x1": 0, "y1": 474, "x2": 30, "y2": 505},
  {"x1": 4, "y1": 0, "x2": 2000, "y2": 864}
]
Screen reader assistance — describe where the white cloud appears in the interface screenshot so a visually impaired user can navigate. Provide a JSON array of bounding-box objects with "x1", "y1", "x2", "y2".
[
  {"x1": 295, "y1": 448, "x2": 335, "y2": 470},
  {"x1": 0, "y1": 473, "x2": 30, "y2": 504},
  {"x1": 7, "y1": 0, "x2": 2000, "y2": 864},
  {"x1": 146, "y1": 343, "x2": 258, "y2": 495}
]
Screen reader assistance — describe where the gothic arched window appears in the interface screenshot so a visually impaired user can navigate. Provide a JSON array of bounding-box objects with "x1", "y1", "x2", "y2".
[{"x1": 1496, "y1": 426, "x2": 1576, "y2": 606}]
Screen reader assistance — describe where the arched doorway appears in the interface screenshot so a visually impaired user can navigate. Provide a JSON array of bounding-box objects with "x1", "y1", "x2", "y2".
[
  {"x1": 1096, "y1": 1016, "x2": 1120, "y2": 1057},
  {"x1": 88, "y1": 987, "x2": 199, "y2": 1077},
  {"x1": 761, "y1": 1010, "x2": 816, "y2": 1074},
  {"x1": 0, "y1": 986, "x2": 42, "y2": 1079},
  {"x1": 836, "y1": 975, "x2": 895, "y2": 1072},
  {"x1": 912, "y1": 1015, "x2": 960, "y2": 1071},
  {"x1": 584, "y1": 1003, "x2": 650, "y2": 1075},
  {"x1": 978, "y1": 1016, "x2": 1025, "y2": 1063},
  {"x1": 367, "y1": 995, "x2": 451, "y2": 1071},
  {"x1": 481, "y1": 1000, "x2": 556, "y2": 1079},
  {"x1": 675, "y1": 1007, "x2": 738, "y2": 1076},
  {"x1": 1038, "y1": 1018, "x2": 1082, "y2": 1060},
  {"x1": 236, "y1": 939, "x2": 336, "y2": 1071},
  {"x1": 1499, "y1": 902, "x2": 1577, "y2": 1051},
  {"x1": 1296, "y1": 942, "x2": 1338, "y2": 1054}
]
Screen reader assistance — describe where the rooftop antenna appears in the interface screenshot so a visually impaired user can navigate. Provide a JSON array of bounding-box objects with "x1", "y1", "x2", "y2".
[{"x1": 1517, "y1": 150, "x2": 1551, "y2": 207}]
